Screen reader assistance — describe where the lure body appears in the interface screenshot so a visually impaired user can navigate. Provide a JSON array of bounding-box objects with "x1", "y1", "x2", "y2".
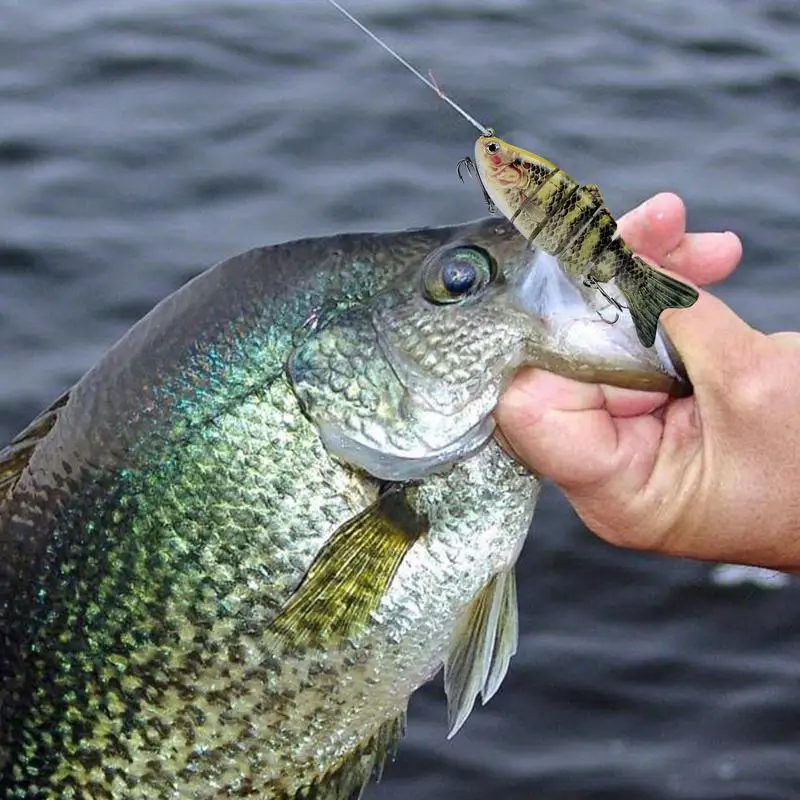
[{"x1": 472, "y1": 134, "x2": 699, "y2": 347}]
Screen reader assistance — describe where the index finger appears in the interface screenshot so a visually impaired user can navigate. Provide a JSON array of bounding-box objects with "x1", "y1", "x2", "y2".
[
  {"x1": 619, "y1": 193, "x2": 742, "y2": 286},
  {"x1": 618, "y1": 193, "x2": 687, "y2": 261}
]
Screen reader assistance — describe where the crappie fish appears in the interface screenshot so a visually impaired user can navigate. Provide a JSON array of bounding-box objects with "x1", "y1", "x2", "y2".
[
  {"x1": 0, "y1": 217, "x2": 688, "y2": 799},
  {"x1": 470, "y1": 134, "x2": 699, "y2": 348}
]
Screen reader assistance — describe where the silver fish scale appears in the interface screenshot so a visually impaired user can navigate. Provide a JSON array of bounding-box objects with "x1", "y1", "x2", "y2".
[
  {"x1": 373, "y1": 294, "x2": 536, "y2": 414},
  {"x1": 1, "y1": 369, "x2": 537, "y2": 799}
]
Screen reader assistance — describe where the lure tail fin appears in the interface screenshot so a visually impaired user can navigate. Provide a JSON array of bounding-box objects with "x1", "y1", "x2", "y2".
[{"x1": 620, "y1": 258, "x2": 699, "y2": 348}]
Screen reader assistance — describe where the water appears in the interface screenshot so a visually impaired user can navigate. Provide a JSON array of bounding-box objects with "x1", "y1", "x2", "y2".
[{"x1": 1, "y1": 1, "x2": 799, "y2": 797}]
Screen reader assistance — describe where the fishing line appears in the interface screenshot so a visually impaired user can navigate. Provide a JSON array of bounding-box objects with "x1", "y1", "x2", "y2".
[{"x1": 325, "y1": 0, "x2": 492, "y2": 136}]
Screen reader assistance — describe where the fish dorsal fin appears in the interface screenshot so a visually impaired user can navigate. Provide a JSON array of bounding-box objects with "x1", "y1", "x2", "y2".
[
  {"x1": 269, "y1": 485, "x2": 427, "y2": 649},
  {"x1": 0, "y1": 388, "x2": 70, "y2": 497},
  {"x1": 444, "y1": 567, "x2": 519, "y2": 739}
]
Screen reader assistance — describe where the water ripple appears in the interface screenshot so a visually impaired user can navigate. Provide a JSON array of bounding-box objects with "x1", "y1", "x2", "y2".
[{"x1": 1, "y1": 2, "x2": 799, "y2": 797}]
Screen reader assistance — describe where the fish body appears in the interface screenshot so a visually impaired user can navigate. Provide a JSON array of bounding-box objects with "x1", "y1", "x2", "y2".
[
  {"x1": 472, "y1": 134, "x2": 699, "y2": 347},
  {"x1": 0, "y1": 218, "x2": 687, "y2": 799}
]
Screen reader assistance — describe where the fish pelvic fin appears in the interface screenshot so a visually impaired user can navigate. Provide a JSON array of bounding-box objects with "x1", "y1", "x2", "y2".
[
  {"x1": 0, "y1": 388, "x2": 70, "y2": 499},
  {"x1": 620, "y1": 258, "x2": 699, "y2": 348},
  {"x1": 269, "y1": 485, "x2": 427, "y2": 649},
  {"x1": 444, "y1": 567, "x2": 519, "y2": 739}
]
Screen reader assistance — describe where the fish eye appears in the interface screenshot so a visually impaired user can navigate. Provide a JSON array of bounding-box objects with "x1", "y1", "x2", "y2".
[
  {"x1": 422, "y1": 246, "x2": 495, "y2": 305},
  {"x1": 485, "y1": 141, "x2": 501, "y2": 154}
]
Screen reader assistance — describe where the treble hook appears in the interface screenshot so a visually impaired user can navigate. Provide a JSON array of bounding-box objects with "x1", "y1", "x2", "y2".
[
  {"x1": 456, "y1": 157, "x2": 474, "y2": 183},
  {"x1": 583, "y1": 276, "x2": 626, "y2": 312},
  {"x1": 595, "y1": 305, "x2": 620, "y2": 325},
  {"x1": 457, "y1": 157, "x2": 497, "y2": 213},
  {"x1": 583, "y1": 276, "x2": 627, "y2": 325},
  {"x1": 480, "y1": 181, "x2": 497, "y2": 214}
]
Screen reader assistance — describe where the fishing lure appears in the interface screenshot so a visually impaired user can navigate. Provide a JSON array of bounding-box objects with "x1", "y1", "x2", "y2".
[
  {"x1": 469, "y1": 135, "x2": 697, "y2": 347},
  {"x1": 325, "y1": 0, "x2": 699, "y2": 348}
]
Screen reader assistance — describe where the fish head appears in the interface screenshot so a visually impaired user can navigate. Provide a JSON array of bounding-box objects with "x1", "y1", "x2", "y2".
[
  {"x1": 473, "y1": 134, "x2": 558, "y2": 222},
  {"x1": 288, "y1": 218, "x2": 688, "y2": 482}
]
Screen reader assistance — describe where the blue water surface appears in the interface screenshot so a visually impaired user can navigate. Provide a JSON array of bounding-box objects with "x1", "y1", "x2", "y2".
[{"x1": 1, "y1": 2, "x2": 799, "y2": 797}]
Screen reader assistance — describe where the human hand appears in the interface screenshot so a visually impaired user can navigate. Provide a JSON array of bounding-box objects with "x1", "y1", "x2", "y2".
[{"x1": 495, "y1": 192, "x2": 800, "y2": 571}]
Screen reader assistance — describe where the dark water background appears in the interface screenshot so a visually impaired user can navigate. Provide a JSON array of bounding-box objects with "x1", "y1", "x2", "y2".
[{"x1": 2, "y1": 1, "x2": 800, "y2": 797}]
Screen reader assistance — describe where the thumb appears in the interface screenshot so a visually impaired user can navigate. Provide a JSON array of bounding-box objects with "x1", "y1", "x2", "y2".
[{"x1": 659, "y1": 289, "x2": 760, "y2": 396}]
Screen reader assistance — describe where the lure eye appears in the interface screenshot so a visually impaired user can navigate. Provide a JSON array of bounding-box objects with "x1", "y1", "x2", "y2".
[
  {"x1": 485, "y1": 141, "x2": 501, "y2": 154},
  {"x1": 422, "y1": 246, "x2": 495, "y2": 305}
]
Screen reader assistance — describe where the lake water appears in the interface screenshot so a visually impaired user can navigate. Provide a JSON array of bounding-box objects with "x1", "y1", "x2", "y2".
[{"x1": 1, "y1": 1, "x2": 799, "y2": 797}]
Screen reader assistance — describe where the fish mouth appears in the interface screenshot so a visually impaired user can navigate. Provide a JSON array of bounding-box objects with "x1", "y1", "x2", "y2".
[
  {"x1": 508, "y1": 248, "x2": 692, "y2": 396},
  {"x1": 355, "y1": 245, "x2": 692, "y2": 482}
]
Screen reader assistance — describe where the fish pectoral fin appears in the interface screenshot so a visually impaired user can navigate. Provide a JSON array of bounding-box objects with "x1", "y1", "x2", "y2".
[
  {"x1": 269, "y1": 485, "x2": 427, "y2": 649},
  {"x1": 0, "y1": 388, "x2": 70, "y2": 496},
  {"x1": 444, "y1": 567, "x2": 519, "y2": 739},
  {"x1": 621, "y1": 258, "x2": 699, "y2": 348}
]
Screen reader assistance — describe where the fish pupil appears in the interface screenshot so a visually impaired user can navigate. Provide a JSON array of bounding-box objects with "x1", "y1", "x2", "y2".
[{"x1": 442, "y1": 261, "x2": 477, "y2": 294}]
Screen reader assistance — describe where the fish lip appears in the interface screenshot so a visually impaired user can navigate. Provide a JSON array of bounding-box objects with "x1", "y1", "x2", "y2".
[{"x1": 654, "y1": 330, "x2": 692, "y2": 394}]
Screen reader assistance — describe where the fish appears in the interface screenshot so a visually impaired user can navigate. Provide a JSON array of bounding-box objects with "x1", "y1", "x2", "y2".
[
  {"x1": 469, "y1": 133, "x2": 699, "y2": 348},
  {"x1": 0, "y1": 216, "x2": 689, "y2": 799},
  {"x1": 323, "y1": 0, "x2": 699, "y2": 349}
]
